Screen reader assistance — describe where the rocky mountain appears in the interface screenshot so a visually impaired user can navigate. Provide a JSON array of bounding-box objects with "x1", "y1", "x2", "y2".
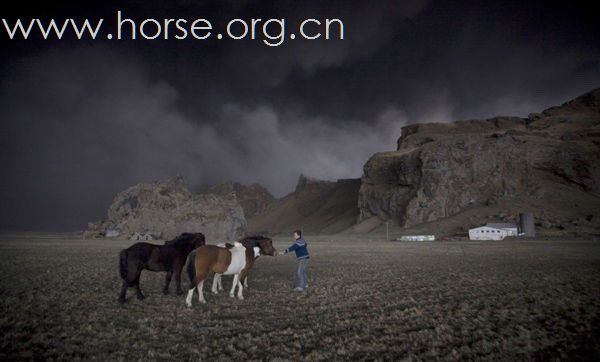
[
  {"x1": 85, "y1": 177, "x2": 246, "y2": 241},
  {"x1": 248, "y1": 175, "x2": 361, "y2": 235},
  {"x1": 202, "y1": 181, "x2": 275, "y2": 219},
  {"x1": 358, "y1": 88, "x2": 600, "y2": 236},
  {"x1": 84, "y1": 89, "x2": 600, "y2": 239}
]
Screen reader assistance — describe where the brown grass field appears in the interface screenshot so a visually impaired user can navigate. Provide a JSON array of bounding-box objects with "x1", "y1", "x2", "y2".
[{"x1": 1, "y1": 233, "x2": 599, "y2": 361}]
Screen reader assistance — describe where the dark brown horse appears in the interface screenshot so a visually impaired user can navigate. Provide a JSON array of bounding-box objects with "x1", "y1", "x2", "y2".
[
  {"x1": 185, "y1": 237, "x2": 276, "y2": 306},
  {"x1": 118, "y1": 232, "x2": 205, "y2": 304}
]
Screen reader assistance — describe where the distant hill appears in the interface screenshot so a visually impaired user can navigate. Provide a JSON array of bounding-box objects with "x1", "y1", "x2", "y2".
[
  {"x1": 202, "y1": 181, "x2": 275, "y2": 219},
  {"x1": 247, "y1": 175, "x2": 361, "y2": 235}
]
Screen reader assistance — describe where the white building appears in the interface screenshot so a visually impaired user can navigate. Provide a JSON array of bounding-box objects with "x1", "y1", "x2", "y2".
[
  {"x1": 469, "y1": 223, "x2": 518, "y2": 240},
  {"x1": 130, "y1": 232, "x2": 155, "y2": 241},
  {"x1": 105, "y1": 229, "x2": 119, "y2": 238},
  {"x1": 397, "y1": 235, "x2": 436, "y2": 241}
]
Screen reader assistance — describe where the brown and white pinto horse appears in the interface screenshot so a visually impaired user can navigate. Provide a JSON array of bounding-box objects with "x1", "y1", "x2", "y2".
[
  {"x1": 185, "y1": 237, "x2": 276, "y2": 306},
  {"x1": 212, "y1": 236, "x2": 268, "y2": 293}
]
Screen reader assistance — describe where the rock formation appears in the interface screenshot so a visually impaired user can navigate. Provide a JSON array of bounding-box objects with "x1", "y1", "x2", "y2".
[
  {"x1": 202, "y1": 181, "x2": 275, "y2": 219},
  {"x1": 359, "y1": 88, "x2": 600, "y2": 235},
  {"x1": 248, "y1": 175, "x2": 361, "y2": 235},
  {"x1": 85, "y1": 176, "x2": 246, "y2": 240}
]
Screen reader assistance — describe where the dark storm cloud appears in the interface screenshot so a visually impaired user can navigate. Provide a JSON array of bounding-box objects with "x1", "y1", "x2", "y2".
[
  {"x1": 1, "y1": 0, "x2": 599, "y2": 230},
  {"x1": 0, "y1": 47, "x2": 405, "y2": 230},
  {"x1": 264, "y1": 0, "x2": 600, "y2": 123}
]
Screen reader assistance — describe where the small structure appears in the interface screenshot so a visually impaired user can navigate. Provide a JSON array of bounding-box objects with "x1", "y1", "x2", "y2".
[
  {"x1": 519, "y1": 212, "x2": 535, "y2": 237},
  {"x1": 469, "y1": 223, "x2": 518, "y2": 240},
  {"x1": 130, "y1": 232, "x2": 154, "y2": 241},
  {"x1": 397, "y1": 235, "x2": 436, "y2": 242},
  {"x1": 130, "y1": 233, "x2": 156, "y2": 240},
  {"x1": 105, "y1": 229, "x2": 119, "y2": 238}
]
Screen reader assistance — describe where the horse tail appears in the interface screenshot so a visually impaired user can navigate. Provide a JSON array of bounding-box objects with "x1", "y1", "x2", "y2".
[
  {"x1": 187, "y1": 250, "x2": 197, "y2": 287},
  {"x1": 119, "y1": 249, "x2": 128, "y2": 282}
]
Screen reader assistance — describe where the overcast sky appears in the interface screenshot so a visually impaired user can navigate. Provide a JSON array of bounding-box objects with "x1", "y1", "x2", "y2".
[{"x1": 1, "y1": 0, "x2": 599, "y2": 231}]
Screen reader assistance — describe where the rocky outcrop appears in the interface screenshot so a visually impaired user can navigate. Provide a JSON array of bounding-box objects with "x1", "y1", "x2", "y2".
[
  {"x1": 203, "y1": 181, "x2": 275, "y2": 219},
  {"x1": 85, "y1": 177, "x2": 246, "y2": 240},
  {"x1": 359, "y1": 88, "x2": 600, "y2": 235},
  {"x1": 248, "y1": 175, "x2": 361, "y2": 235}
]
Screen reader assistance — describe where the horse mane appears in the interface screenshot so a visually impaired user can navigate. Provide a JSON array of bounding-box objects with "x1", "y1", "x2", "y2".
[
  {"x1": 240, "y1": 235, "x2": 269, "y2": 241},
  {"x1": 165, "y1": 232, "x2": 205, "y2": 247},
  {"x1": 238, "y1": 235, "x2": 271, "y2": 247}
]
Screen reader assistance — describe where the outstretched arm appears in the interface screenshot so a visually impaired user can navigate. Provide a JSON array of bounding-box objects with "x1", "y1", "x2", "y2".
[
  {"x1": 279, "y1": 241, "x2": 299, "y2": 255},
  {"x1": 286, "y1": 241, "x2": 301, "y2": 253}
]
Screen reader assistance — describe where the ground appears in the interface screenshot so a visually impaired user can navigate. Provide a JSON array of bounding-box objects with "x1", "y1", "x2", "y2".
[{"x1": 0, "y1": 233, "x2": 599, "y2": 361}]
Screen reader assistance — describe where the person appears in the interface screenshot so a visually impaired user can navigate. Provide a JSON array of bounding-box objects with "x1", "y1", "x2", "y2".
[{"x1": 280, "y1": 229, "x2": 310, "y2": 291}]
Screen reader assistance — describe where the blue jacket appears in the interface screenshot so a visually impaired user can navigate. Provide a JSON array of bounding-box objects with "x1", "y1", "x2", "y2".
[{"x1": 285, "y1": 237, "x2": 310, "y2": 260}]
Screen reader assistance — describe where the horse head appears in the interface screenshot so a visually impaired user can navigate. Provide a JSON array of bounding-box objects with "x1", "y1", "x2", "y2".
[
  {"x1": 190, "y1": 233, "x2": 206, "y2": 248},
  {"x1": 238, "y1": 235, "x2": 276, "y2": 256},
  {"x1": 256, "y1": 237, "x2": 276, "y2": 256}
]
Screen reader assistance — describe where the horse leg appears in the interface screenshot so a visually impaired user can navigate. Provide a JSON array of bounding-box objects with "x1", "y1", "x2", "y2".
[
  {"x1": 236, "y1": 278, "x2": 244, "y2": 300},
  {"x1": 197, "y1": 280, "x2": 206, "y2": 304},
  {"x1": 174, "y1": 264, "x2": 184, "y2": 295},
  {"x1": 163, "y1": 270, "x2": 173, "y2": 295},
  {"x1": 229, "y1": 274, "x2": 240, "y2": 298},
  {"x1": 118, "y1": 254, "x2": 139, "y2": 304},
  {"x1": 218, "y1": 274, "x2": 224, "y2": 291},
  {"x1": 243, "y1": 276, "x2": 249, "y2": 288},
  {"x1": 187, "y1": 263, "x2": 208, "y2": 307},
  {"x1": 185, "y1": 286, "x2": 196, "y2": 307},
  {"x1": 134, "y1": 275, "x2": 145, "y2": 300},
  {"x1": 131, "y1": 265, "x2": 146, "y2": 300},
  {"x1": 238, "y1": 270, "x2": 251, "y2": 299},
  {"x1": 118, "y1": 280, "x2": 128, "y2": 304},
  {"x1": 212, "y1": 274, "x2": 221, "y2": 294}
]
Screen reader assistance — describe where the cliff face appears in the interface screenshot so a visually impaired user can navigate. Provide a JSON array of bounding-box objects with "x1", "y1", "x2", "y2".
[
  {"x1": 248, "y1": 175, "x2": 361, "y2": 235},
  {"x1": 359, "y1": 89, "x2": 600, "y2": 234},
  {"x1": 86, "y1": 177, "x2": 247, "y2": 241},
  {"x1": 203, "y1": 181, "x2": 275, "y2": 219}
]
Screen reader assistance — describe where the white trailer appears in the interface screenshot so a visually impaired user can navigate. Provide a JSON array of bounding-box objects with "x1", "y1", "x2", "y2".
[{"x1": 469, "y1": 223, "x2": 518, "y2": 240}]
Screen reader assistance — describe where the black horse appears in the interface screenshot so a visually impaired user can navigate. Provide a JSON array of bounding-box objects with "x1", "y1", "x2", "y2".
[
  {"x1": 118, "y1": 232, "x2": 205, "y2": 304},
  {"x1": 239, "y1": 235, "x2": 273, "y2": 287}
]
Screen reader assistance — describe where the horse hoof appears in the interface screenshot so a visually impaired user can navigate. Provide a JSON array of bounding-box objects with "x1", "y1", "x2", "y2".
[
  {"x1": 137, "y1": 295, "x2": 145, "y2": 301},
  {"x1": 200, "y1": 300, "x2": 207, "y2": 304},
  {"x1": 212, "y1": 290, "x2": 218, "y2": 294},
  {"x1": 118, "y1": 298, "x2": 125, "y2": 305},
  {"x1": 229, "y1": 294, "x2": 235, "y2": 298},
  {"x1": 237, "y1": 296, "x2": 244, "y2": 300}
]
